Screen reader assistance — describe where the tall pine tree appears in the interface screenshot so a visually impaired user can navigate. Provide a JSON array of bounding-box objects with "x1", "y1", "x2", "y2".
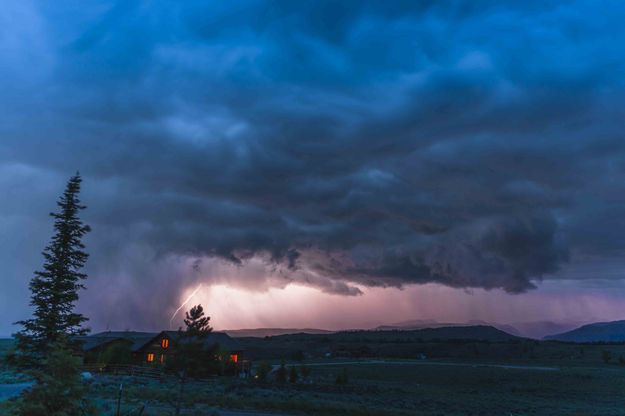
[
  {"x1": 15, "y1": 173, "x2": 91, "y2": 364},
  {"x1": 9, "y1": 174, "x2": 96, "y2": 415}
]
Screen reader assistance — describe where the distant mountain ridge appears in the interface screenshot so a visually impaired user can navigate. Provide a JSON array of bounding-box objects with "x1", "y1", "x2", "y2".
[
  {"x1": 224, "y1": 328, "x2": 334, "y2": 338},
  {"x1": 223, "y1": 319, "x2": 582, "y2": 339},
  {"x1": 256, "y1": 325, "x2": 523, "y2": 342},
  {"x1": 544, "y1": 320, "x2": 625, "y2": 342},
  {"x1": 505, "y1": 321, "x2": 583, "y2": 340},
  {"x1": 375, "y1": 322, "x2": 521, "y2": 337},
  {"x1": 223, "y1": 324, "x2": 520, "y2": 341},
  {"x1": 375, "y1": 319, "x2": 570, "y2": 339}
]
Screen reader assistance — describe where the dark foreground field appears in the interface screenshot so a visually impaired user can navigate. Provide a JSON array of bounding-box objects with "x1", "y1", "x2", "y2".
[
  {"x1": 67, "y1": 359, "x2": 625, "y2": 415},
  {"x1": 3, "y1": 334, "x2": 625, "y2": 415}
]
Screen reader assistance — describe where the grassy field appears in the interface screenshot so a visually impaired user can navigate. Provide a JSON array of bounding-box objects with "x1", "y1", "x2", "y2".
[
  {"x1": 4, "y1": 335, "x2": 625, "y2": 415},
  {"x1": 308, "y1": 360, "x2": 625, "y2": 415},
  {"x1": 78, "y1": 357, "x2": 625, "y2": 416}
]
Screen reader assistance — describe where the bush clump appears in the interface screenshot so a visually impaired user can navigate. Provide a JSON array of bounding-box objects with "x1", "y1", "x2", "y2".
[{"x1": 335, "y1": 367, "x2": 349, "y2": 385}]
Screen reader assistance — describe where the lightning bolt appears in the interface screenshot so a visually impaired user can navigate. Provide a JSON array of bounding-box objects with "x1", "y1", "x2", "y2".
[{"x1": 169, "y1": 284, "x2": 203, "y2": 329}]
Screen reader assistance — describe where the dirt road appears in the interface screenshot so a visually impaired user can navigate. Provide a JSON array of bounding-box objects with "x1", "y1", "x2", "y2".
[{"x1": 280, "y1": 359, "x2": 559, "y2": 372}]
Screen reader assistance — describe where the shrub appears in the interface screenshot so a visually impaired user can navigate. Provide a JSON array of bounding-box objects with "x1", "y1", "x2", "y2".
[
  {"x1": 276, "y1": 361, "x2": 287, "y2": 383},
  {"x1": 291, "y1": 350, "x2": 305, "y2": 362},
  {"x1": 299, "y1": 364, "x2": 311, "y2": 379},
  {"x1": 602, "y1": 350, "x2": 612, "y2": 364},
  {"x1": 12, "y1": 345, "x2": 97, "y2": 416},
  {"x1": 100, "y1": 342, "x2": 132, "y2": 365},
  {"x1": 256, "y1": 361, "x2": 272, "y2": 382},
  {"x1": 335, "y1": 367, "x2": 349, "y2": 385},
  {"x1": 289, "y1": 366, "x2": 298, "y2": 383}
]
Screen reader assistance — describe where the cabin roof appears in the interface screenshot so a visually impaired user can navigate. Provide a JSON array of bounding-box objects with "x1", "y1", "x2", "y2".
[
  {"x1": 78, "y1": 331, "x2": 156, "y2": 352},
  {"x1": 74, "y1": 335, "x2": 132, "y2": 351},
  {"x1": 160, "y1": 330, "x2": 243, "y2": 352},
  {"x1": 77, "y1": 330, "x2": 243, "y2": 352}
]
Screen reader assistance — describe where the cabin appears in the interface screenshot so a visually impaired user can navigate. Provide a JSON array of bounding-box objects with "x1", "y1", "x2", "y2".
[
  {"x1": 136, "y1": 331, "x2": 243, "y2": 367},
  {"x1": 77, "y1": 330, "x2": 247, "y2": 375}
]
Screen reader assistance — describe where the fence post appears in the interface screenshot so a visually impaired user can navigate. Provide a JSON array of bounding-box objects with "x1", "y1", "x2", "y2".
[{"x1": 115, "y1": 383, "x2": 123, "y2": 416}]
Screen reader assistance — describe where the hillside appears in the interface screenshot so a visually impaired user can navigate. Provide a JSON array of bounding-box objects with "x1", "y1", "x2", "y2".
[
  {"x1": 544, "y1": 320, "x2": 625, "y2": 342},
  {"x1": 277, "y1": 325, "x2": 521, "y2": 342},
  {"x1": 396, "y1": 325, "x2": 521, "y2": 342},
  {"x1": 237, "y1": 325, "x2": 523, "y2": 360},
  {"x1": 376, "y1": 320, "x2": 523, "y2": 337},
  {"x1": 510, "y1": 321, "x2": 584, "y2": 340}
]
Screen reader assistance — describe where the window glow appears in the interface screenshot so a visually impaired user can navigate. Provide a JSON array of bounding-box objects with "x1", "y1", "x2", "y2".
[
  {"x1": 161, "y1": 338, "x2": 169, "y2": 349},
  {"x1": 230, "y1": 353, "x2": 238, "y2": 363},
  {"x1": 147, "y1": 353, "x2": 154, "y2": 362}
]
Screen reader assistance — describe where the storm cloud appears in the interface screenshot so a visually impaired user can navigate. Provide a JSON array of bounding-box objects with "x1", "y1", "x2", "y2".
[{"x1": 2, "y1": 1, "x2": 625, "y2": 330}]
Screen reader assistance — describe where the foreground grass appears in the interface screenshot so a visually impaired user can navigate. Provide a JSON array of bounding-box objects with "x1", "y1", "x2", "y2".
[
  {"x1": 91, "y1": 376, "x2": 415, "y2": 416},
  {"x1": 312, "y1": 361, "x2": 625, "y2": 415},
  {"x1": 4, "y1": 352, "x2": 625, "y2": 415},
  {"x1": 84, "y1": 359, "x2": 625, "y2": 416}
]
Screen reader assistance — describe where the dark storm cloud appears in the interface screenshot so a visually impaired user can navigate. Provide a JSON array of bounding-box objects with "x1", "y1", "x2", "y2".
[{"x1": 2, "y1": 0, "x2": 625, "y2": 330}]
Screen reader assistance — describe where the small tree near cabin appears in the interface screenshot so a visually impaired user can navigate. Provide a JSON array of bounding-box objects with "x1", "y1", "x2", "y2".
[
  {"x1": 183, "y1": 304, "x2": 212, "y2": 338},
  {"x1": 170, "y1": 304, "x2": 214, "y2": 416},
  {"x1": 12, "y1": 174, "x2": 94, "y2": 416},
  {"x1": 176, "y1": 304, "x2": 216, "y2": 377}
]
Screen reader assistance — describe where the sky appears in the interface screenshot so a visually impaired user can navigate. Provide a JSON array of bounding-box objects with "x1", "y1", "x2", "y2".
[{"x1": 3, "y1": 1, "x2": 625, "y2": 336}]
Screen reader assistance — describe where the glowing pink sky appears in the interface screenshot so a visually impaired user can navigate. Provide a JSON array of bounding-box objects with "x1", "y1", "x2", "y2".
[{"x1": 169, "y1": 279, "x2": 625, "y2": 332}]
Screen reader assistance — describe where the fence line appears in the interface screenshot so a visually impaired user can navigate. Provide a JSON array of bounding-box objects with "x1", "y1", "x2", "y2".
[{"x1": 81, "y1": 364, "x2": 162, "y2": 380}]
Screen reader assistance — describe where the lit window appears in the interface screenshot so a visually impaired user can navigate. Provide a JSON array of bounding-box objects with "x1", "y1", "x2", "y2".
[
  {"x1": 230, "y1": 354, "x2": 238, "y2": 363},
  {"x1": 161, "y1": 338, "x2": 169, "y2": 349},
  {"x1": 160, "y1": 354, "x2": 165, "y2": 364},
  {"x1": 147, "y1": 353, "x2": 154, "y2": 362}
]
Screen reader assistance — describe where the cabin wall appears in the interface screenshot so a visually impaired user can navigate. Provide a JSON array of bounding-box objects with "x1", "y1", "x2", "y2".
[
  {"x1": 136, "y1": 335, "x2": 176, "y2": 366},
  {"x1": 83, "y1": 339, "x2": 134, "y2": 365}
]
